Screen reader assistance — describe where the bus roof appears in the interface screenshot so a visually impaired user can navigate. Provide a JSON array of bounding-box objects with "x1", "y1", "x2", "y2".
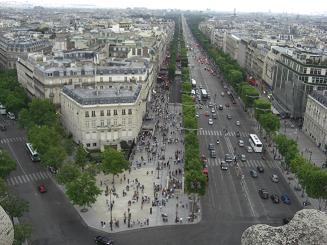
[{"x1": 249, "y1": 134, "x2": 262, "y2": 144}]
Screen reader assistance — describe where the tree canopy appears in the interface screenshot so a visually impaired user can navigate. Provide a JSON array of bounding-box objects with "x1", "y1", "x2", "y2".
[{"x1": 0, "y1": 149, "x2": 16, "y2": 178}]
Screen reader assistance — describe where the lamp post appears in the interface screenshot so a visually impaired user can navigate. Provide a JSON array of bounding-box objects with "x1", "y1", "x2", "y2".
[{"x1": 109, "y1": 188, "x2": 113, "y2": 231}]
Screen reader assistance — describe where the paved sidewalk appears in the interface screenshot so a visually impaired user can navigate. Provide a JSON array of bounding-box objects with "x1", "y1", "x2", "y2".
[{"x1": 76, "y1": 83, "x2": 200, "y2": 233}]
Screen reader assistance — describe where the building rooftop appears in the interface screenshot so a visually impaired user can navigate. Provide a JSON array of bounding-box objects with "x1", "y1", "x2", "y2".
[
  {"x1": 311, "y1": 90, "x2": 327, "y2": 108},
  {"x1": 62, "y1": 84, "x2": 142, "y2": 105}
]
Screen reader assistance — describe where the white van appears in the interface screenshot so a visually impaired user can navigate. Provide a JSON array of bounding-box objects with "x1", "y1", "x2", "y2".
[{"x1": 0, "y1": 104, "x2": 6, "y2": 115}]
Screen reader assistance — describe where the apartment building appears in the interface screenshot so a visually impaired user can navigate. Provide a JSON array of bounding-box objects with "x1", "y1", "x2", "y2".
[
  {"x1": 0, "y1": 31, "x2": 52, "y2": 69},
  {"x1": 223, "y1": 33, "x2": 247, "y2": 68},
  {"x1": 16, "y1": 50, "x2": 155, "y2": 106},
  {"x1": 272, "y1": 47, "x2": 327, "y2": 119},
  {"x1": 302, "y1": 90, "x2": 327, "y2": 151},
  {"x1": 0, "y1": 205, "x2": 14, "y2": 245},
  {"x1": 60, "y1": 83, "x2": 144, "y2": 150}
]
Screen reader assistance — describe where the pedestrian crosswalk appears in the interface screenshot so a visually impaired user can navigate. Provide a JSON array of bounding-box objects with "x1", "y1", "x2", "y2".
[
  {"x1": 198, "y1": 129, "x2": 248, "y2": 137},
  {"x1": 6, "y1": 171, "x2": 51, "y2": 186},
  {"x1": 207, "y1": 158, "x2": 276, "y2": 169},
  {"x1": 0, "y1": 136, "x2": 26, "y2": 144}
]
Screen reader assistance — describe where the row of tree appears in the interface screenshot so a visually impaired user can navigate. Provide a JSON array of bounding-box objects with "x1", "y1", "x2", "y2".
[{"x1": 179, "y1": 21, "x2": 206, "y2": 198}]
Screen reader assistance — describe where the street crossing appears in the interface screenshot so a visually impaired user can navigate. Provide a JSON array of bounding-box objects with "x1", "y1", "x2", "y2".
[
  {"x1": 198, "y1": 129, "x2": 248, "y2": 137},
  {"x1": 207, "y1": 158, "x2": 277, "y2": 169},
  {"x1": 6, "y1": 171, "x2": 51, "y2": 186},
  {"x1": 0, "y1": 136, "x2": 26, "y2": 144}
]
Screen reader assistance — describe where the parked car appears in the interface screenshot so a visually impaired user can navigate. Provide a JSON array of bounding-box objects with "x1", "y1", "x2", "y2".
[
  {"x1": 219, "y1": 105, "x2": 223, "y2": 110},
  {"x1": 241, "y1": 154, "x2": 246, "y2": 162},
  {"x1": 208, "y1": 118, "x2": 213, "y2": 125},
  {"x1": 250, "y1": 169, "x2": 258, "y2": 178},
  {"x1": 38, "y1": 184, "x2": 47, "y2": 193},
  {"x1": 94, "y1": 235, "x2": 114, "y2": 245},
  {"x1": 281, "y1": 194, "x2": 291, "y2": 204},
  {"x1": 236, "y1": 121, "x2": 240, "y2": 126},
  {"x1": 258, "y1": 189, "x2": 269, "y2": 199},
  {"x1": 238, "y1": 140, "x2": 244, "y2": 147},
  {"x1": 220, "y1": 161, "x2": 228, "y2": 170},
  {"x1": 0, "y1": 123, "x2": 6, "y2": 131},
  {"x1": 257, "y1": 166, "x2": 264, "y2": 173},
  {"x1": 271, "y1": 174, "x2": 279, "y2": 183},
  {"x1": 270, "y1": 194, "x2": 280, "y2": 204}
]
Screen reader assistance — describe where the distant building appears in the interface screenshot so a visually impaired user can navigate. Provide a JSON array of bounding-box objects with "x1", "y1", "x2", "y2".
[
  {"x1": 0, "y1": 205, "x2": 14, "y2": 245},
  {"x1": 302, "y1": 90, "x2": 327, "y2": 151},
  {"x1": 272, "y1": 47, "x2": 327, "y2": 119},
  {"x1": 0, "y1": 31, "x2": 52, "y2": 69},
  {"x1": 60, "y1": 84, "x2": 144, "y2": 150}
]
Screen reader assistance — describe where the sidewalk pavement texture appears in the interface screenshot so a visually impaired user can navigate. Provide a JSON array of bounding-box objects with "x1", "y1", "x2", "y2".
[{"x1": 75, "y1": 90, "x2": 201, "y2": 233}]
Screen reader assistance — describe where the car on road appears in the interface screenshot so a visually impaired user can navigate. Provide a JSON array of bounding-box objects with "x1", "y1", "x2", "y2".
[
  {"x1": 225, "y1": 103, "x2": 230, "y2": 108},
  {"x1": 271, "y1": 174, "x2": 279, "y2": 183},
  {"x1": 270, "y1": 194, "x2": 280, "y2": 204},
  {"x1": 257, "y1": 166, "x2": 264, "y2": 173},
  {"x1": 227, "y1": 91, "x2": 231, "y2": 95},
  {"x1": 227, "y1": 114, "x2": 232, "y2": 119},
  {"x1": 195, "y1": 114, "x2": 199, "y2": 118},
  {"x1": 247, "y1": 146, "x2": 253, "y2": 153},
  {"x1": 94, "y1": 235, "x2": 114, "y2": 245},
  {"x1": 208, "y1": 103, "x2": 213, "y2": 107},
  {"x1": 38, "y1": 184, "x2": 47, "y2": 193},
  {"x1": 223, "y1": 85, "x2": 228, "y2": 90},
  {"x1": 212, "y1": 113, "x2": 217, "y2": 119},
  {"x1": 218, "y1": 105, "x2": 223, "y2": 110},
  {"x1": 236, "y1": 131, "x2": 240, "y2": 137},
  {"x1": 0, "y1": 123, "x2": 6, "y2": 131},
  {"x1": 236, "y1": 121, "x2": 240, "y2": 126},
  {"x1": 204, "y1": 111, "x2": 209, "y2": 117},
  {"x1": 7, "y1": 112, "x2": 15, "y2": 120},
  {"x1": 211, "y1": 108, "x2": 216, "y2": 113},
  {"x1": 208, "y1": 118, "x2": 213, "y2": 125},
  {"x1": 221, "y1": 92, "x2": 225, "y2": 97},
  {"x1": 241, "y1": 154, "x2": 246, "y2": 162},
  {"x1": 210, "y1": 150, "x2": 217, "y2": 158},
  {"x1": 250, "y1": 169, "x2": 258, "y2": 178},
  {"x1": 258, "y1": 189, "x2": 269, "y2": 199},
  {"x1": 220, "y1": 161, "x2": 228, "y2": 170},
  {"x1": 208, "y1": 143, "x2": 214, "y2": 150},
  {"x1": 281, "y1": 194, "x2": 291, "y2": 204},
  {"x1": 225, "y1": 154, "x2": 233, "y2": 163},
  {"x1": 238, "y1": 140, "x2": 244, "y2": 147}
]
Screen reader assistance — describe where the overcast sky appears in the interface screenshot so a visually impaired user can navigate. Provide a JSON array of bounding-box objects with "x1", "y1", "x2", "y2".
[{"x1": 11, "y1": 0, "x2": 327, "y2": 14}]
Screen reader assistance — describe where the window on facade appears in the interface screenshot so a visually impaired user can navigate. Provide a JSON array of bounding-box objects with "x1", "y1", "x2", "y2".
[
  {"x1": 107, "y1": 110, "x2": 111, "y2": 116},
  {"x1": 100, "y1": 77, "x2": 103, "y2": 82},
  {"x1": 107, "y1": 119, "x2": 111, "y2": 126},
  {"x1": 85, "y1": 121, "x2": 89, "y2": 128},
  {"x1": 91, "y1": 120, "x2": 96, "y2": 128},
  {"x1": 114, "y1": 119, "x2": 117, "y2": 125},
  {"x1": 100, "y1": 110, "x2": 104, "y2": 116},
  {"x1": 114, "y1": 110, "x2": 118, "y2": 115},
  {"x1": 85, "y1": 111, "x2": 89, "y2": 117},
  {"x1": 122, "y1": 109, "x2": 126, "y2": 115},
  {"x1": 93, "y1": 143, "x2": 97, "y2": 147},
  {"x1": 122, "y1": 118, "x2": 126, "y2": 126},
  {"x1": 128, "y1": 109, "x2": 132, "y2": 115},
  {"x1": 91, "y1": 111, "x2": 96, "y2": 117},
  {"x1": 128, "y1": 117, "x2": 132, "y2": 125},
  {"x1": 86, "y1": 143, "x2": 90, "y2": 147},
  {"x1": 109, "y1": 77, "x2": 112, "y2": 82},
  {"x1": 100, "y1": 120, "x2": 104, "y2": 127}
]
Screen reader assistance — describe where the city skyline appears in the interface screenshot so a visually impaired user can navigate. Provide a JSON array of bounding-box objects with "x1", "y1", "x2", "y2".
[{"x1": 2, "y1": 0, "x2": 327, "y2": 15}]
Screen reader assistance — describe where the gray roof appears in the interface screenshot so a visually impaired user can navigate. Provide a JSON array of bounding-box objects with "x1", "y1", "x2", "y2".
[
  {"x1": 311, "y1": 90, "x2": 327, "y2": 108},
  {"x1": 62, "y1": 84, "x2": 142, "y2": 105}
]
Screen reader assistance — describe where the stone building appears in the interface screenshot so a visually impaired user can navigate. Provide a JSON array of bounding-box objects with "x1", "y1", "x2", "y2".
[{"x1": 0, "y1": 205, "x2": 14, "y2": 245}]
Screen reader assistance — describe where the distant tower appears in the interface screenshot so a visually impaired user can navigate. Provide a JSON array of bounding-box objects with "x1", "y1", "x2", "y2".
[{"x1": 234, "y1": 8, "x2": 236, "y2": 17}]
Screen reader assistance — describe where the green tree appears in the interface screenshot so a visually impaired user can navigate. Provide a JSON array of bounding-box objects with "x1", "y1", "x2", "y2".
[
  {"x1": 19, "y1": 98, "x2": 58, "y2": 128},
  {"x1": 13, "y1": 223, "x2": 32, "y2": 245},
  {"x1": 66, "y1": 173, "x2": 101, "y2": 211},
  {"x1": 56, "y1": 163, "x2": 81, "y2": 185},
  {"x1": 259, "y1": 113, "x2": 280, "y2": 137},
  {"x1": 75, "y1": 145, "x2": 88, "y2": 170},
  {"x1": 101, "y1": 147, "x2": 130, "y2": 185},
  {"x1": 0, "y1": 149, "x2": 16, "y2": 178},
  {"x1": 227, "y1": 69, "x2": 243, "y2": 84},
  {"x1": 0, "y1": 177, "x2": 8, "y2": 199},
  {"x1": 41, "y1": 146, "x2": 66, "y2": 169},
  {"x1": 254, "y1": 98, "x2": 271, "y2": 120},
  {"x1": 0, "y1": 195, "x2": 29, "y2": 220}
]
